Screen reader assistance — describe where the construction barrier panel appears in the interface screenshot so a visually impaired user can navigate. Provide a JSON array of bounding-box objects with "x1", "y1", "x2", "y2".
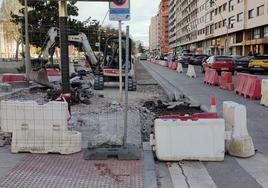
[
  {"x1": 46, "y1": 68, "x2": 60, "y2": 76},
  {"x1": 176, "y1": 63, "x2": 183, "y2": 73},
  {"x1": 261, "y1": 79, "x2": 268, "y2": 107},
  {"x1": 2, "y1": 73, "x2": 26, "y2": 83},
  {"x1": 186, "y1": 65, "x2": 196, "y2": 78},
  {"x1": 204, "y1": 68, "x2": 219, "y2": 86},
  {"x1": 235, "y1": 73, "x2": 261, "y2": 100},
  {"x1": 159, "y1": 60, "x2": 167, "y2": 67},
  {"x1": 152, "y1": 117, "x2": 225, "y2": 161},
  {"x1": 168, "y1": 61, "x2": 173, "y2": 69},
  {"x1": 171, "y1": 62, "x2": 177, "y2": 70},
  {"x1": 219, "y1": 72, "x2": 234, "y2": 90},
  {"x1": 223, "y1": 101, "x2": 255, "y2": 158},
  {"x1": 0, "y1": 100, "x2": 81, "y2": 154}
]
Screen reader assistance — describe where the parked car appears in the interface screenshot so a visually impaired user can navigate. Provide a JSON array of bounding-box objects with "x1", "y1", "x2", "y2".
[
  {"x1": 248, "y1": 55, "x2": 268, "y2": 73},
  {"x1": 176, "y1": 55, "x2": 194, "y2": 68},
  {"x1": 202, "y1": 56, "x2": 235, "y2": 74},
  {"x1": 139, "y1": 53, "x2": 147, "y2": 60},
  {"x1": 235, "y1": 56, "x2": 254, "y2": 72},
  {"x1": 229, "y1": 55, "x2": 242, "y2": 63},
  {"x1": 191, "y1": 54, "x2": 209, "y2": 66}
]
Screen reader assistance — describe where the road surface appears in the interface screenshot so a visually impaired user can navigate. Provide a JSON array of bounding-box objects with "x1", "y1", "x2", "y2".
[{"x1": 142, "y1": 60, "x2": 268, "y2": 188}]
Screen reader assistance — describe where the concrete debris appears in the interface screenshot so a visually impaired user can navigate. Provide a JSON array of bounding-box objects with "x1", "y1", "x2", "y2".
[
  {"x1": 47, "y1": 77, "x2": 93, "y2": 105},
  {"x1": 88, "y1": 134, "x2": 123, "y2": 149},
  {"x1": 0, "y1": 132, "x2": 12, "y2": 147},
  {"x1": 0, "y1": 83, "x2": 12, "y2": 92}
]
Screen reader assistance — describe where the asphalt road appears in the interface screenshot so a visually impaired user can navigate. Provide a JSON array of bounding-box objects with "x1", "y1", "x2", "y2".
[{"x1": 141, "y1": 60, "x2": 268, "y2": 188}]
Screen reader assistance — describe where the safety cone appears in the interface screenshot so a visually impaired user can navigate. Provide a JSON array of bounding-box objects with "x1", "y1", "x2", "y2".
[
  {"x1": 186, "y1": 65, "x2": 196, "y2": 78},
  {"x1": 176, "y1": 63, "x2": 183, "y2": 73},
  {"x1": 210, "y1": 98, "x2": 217, "y2": 113}
]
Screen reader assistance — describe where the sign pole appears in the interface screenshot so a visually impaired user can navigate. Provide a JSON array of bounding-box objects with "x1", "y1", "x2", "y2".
[
  {"x1": 123, "y1": 25, "x2": 129, "y2": 146},
  {"x1": 59, "y1": 0, "x2": 71, "y2": 111},
  {"x1": 119, "y1": 20, "x2": 123, "y2": 103}
]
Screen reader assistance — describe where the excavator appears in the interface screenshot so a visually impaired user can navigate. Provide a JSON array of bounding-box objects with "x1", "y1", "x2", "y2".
[
  {"x1": 29, "y1": 27, "x2": 136, "y2": 91},
  {"x1": 29, "y1": 27, "x2": 99, "y2": 87}
]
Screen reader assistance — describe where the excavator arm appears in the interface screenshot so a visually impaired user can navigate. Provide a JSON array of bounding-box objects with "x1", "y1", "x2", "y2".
[{"x1": 30, "y1": 27, "x2": 99, "y2": 86}]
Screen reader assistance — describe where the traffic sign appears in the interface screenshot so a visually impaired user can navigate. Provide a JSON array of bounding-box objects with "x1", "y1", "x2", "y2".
[{"x1": 109, "y1": 0, "x2": 130, "y2": 21}]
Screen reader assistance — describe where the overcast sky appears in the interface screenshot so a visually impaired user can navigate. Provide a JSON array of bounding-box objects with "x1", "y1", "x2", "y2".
[{"x1": 75, "y1": 0, "x2": 160, "y2": 46}]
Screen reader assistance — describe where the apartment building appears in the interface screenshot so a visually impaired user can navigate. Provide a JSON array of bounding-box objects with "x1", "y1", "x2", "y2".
[
  {"x1": 149, "y1": 15, "x2": 159, "y2": 53},
  {"x1": 170, "y1": 0, "x2": 268, "y2": 56},
  {"x1": 159, "y1": 0, "x2": 170, "y2": 54}
]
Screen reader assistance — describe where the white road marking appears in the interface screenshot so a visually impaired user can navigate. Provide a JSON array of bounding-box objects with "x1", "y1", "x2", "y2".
[
  {"x1": 168, "y1": 163, "x2": 189, "y2": 188},
  {"x1": 236, "y1": 153, "x2": 268, "y2": 187},
  {"x1": 168, "y1": 162, "x2": 217, "y2": 188}
]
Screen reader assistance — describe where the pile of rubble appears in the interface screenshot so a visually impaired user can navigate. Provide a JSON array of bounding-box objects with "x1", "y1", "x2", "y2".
[
  {"x1": 0, "y1": 132, "x2": 12, "y2": 147},
  {"x1": 140, "y1": 99, "x2": 202, "y2": 141},
  {"x1": 44, "y1": 71, "x2": 94, "y2": 105}
]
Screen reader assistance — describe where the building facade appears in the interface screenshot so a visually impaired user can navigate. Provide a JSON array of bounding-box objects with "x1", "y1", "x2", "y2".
[
  {"x1": 149, "y1": 15, "x2": 160, "y2": 53},
  {"x1": 169, "y1": 0, "x2": 268, "y2": 56},
  {"x1": 0, "y1": 0, "x2": 22, "y2": 59},
  {"x1": 158, "y1": 0, "x2": 170, "y2": 54}
]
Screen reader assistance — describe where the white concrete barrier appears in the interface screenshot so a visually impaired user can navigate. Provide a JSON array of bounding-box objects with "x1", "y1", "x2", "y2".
[
  {"x1": 152, "y1": 118, "x2": 225, "y2": 161},
  {"x1": 176, "y1": 63, "x2": 183, "y2": 73},
  {"x1": 186, "y1": 65, "x2": 196, "y2": 78},
  {"x1": 261, "y1": 79, "x2": 268, "y2": 107},
  {"x1": 0, "y1": 100, "x2": 81, "y2": 154},
  {"x1": 0, "y1": 100, "x2": 70, "y2": 133},
  {"x1": 223, "y1": 101, "x2": 255, "y2": 158}
]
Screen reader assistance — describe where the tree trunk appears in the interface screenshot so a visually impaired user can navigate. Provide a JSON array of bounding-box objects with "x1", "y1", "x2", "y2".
[{"x1": 15, "y1": 41, "x2": 20, "y2": 61}]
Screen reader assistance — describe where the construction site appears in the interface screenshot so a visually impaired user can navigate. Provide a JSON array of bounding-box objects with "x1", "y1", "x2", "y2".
[{"x1": 1, "y1": 0, "x2": 268, "y2": 188}]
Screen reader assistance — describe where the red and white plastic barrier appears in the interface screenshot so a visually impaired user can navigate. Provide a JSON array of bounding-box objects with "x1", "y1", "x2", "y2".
[
  {"x1": 186, "y1": 65, "x2": 196, "y2": 78},
  {"x1": 1, "y1": 73, "x2": 26, "y2": 83},
  {"x1": 261, "y1": 79, "x2": 268, "y2": 107},
  {"x1": 235, "y1": 73, "x2": 261, "y2": 100},
  {"x1": 204, "y1": 68, "x2": 219, "y2": 86},
  {"x1": 219, "y1": 72, "x2": 234, "y2": 91},
  {"x1": 176, "y1": 63, "x2": 183, "y2": 73}
]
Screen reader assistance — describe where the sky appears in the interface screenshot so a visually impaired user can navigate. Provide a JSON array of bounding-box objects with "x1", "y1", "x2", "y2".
[{"x1": 75, "y1": 0, "x2": 161, "y2": 46}]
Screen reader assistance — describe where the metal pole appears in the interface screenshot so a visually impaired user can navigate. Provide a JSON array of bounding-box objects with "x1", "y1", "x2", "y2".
[
  {"x1": 59, "y1": 0, "x2": 71, "y2": 107},
  {"x1": 24, "y1": 0, "x2": 31, "y2": 80},
  {"x1": 118, "y1": 20, "x2": 123, "y2": 102},
  {"x1": 123, "y1": 25, "x2": 129, "y2": 146},
  {"x1": 98, "y1": 10, "x2": 109, "y2": 59}
]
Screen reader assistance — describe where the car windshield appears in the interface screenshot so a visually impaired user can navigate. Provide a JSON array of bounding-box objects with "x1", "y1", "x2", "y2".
[
  {"x1": 253, "y1": 56, "x2": 268, "y2": 60},
  {"x1": 215, "y1": 56, "x2": 232, "y2": 61},
  {"x1": 239, "y1": 56, "x2": 253, "y2": 61}
]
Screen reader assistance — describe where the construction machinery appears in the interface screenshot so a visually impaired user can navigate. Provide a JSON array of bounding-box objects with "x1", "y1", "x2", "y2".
[
  {"x1": 29, "y1": 27, "x2": 99, "y2": 86},
  {"x1": 30, "y1": 27, "x2": 136, "y2": 91},
  {"x1": 94, "y1": 36, "x2": 136, "y2": 91}
]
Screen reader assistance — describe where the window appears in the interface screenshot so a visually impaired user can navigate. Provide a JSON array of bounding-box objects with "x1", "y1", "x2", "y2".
[
  {"x1": 248, "y1": 9, "x2": 254, "y2": 19},
  {"x1": 257, "y1": 5, "x2": 264, "y2": 16},
  {"x1": 254, "y1": 28, "x2": 260, "y2": 39},
  {"x1": 223, "y1": 3, "x2": 227, "y2": 11},
  {"x1": 229, "y1": 0, "x2": 235, "y2": 11},
  {"x1": 264, "y1": 26, "x2": 268, "y2": 38},
  {"x1": 237, "y1": 12, "x2": 243, "y2": 22},
  {"x1": 229, "y1": 16, "x2": 235, "y2": 28},
  {"x1": 223, "y1": 19, "x2": 227, "y2": 27}
]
